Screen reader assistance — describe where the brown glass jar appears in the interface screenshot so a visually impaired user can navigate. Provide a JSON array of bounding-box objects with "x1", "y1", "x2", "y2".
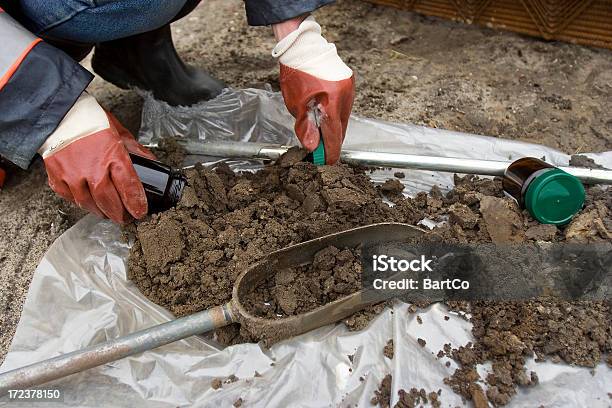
[
  {"x1": 129, "y1": 154, "x2": 187, "y2": 213},
  {"x1": 502, "y1": 157, "x2": 585, "y2": 225}
]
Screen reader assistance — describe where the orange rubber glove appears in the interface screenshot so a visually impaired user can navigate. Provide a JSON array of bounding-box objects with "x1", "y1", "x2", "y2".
[
  {"x1": 39, "y1": 93, "x2": 155, "y2": 224},
  {"x1": 273, "y1": 16, "x2": 355, "y2": 164}
]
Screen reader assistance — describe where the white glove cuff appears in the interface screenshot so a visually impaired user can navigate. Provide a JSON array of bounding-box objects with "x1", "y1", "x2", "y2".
[
  {"x1": 38, "y1": 92, "x2": 109, "y2": 158},
  {"x1": 272, "y1": 16, "x2": 352, "y2": 82}
]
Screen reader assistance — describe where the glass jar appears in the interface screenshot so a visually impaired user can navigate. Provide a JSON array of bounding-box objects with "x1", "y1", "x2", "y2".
[
  {"x1": 130, "y1": 154, "x2": 187, "y2": 213},
  {"x1": 502, "y1": 157, "x2": 585, "y2": 225}
]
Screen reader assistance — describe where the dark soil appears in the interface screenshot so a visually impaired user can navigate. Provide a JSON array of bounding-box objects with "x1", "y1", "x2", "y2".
[
  {"x1": 211, "y1": 378, "x2": 222, "y2": 390},
  {"x1": 126, "y1": 150, "x2": 610, "y2": 405},
  {"x1": 242, "y1": 246, "x2": 363, "y2": 318},
  {"x1": 371, "y1": 374, "x2": 393, "y2": 408},
  {"x1": 442, "y1": 299, "x2": 609, "y2": 406},
  {"x1": 384, "y1": 339, "x2": 394, "y2": 359},
  {"x1": 395, "y1": 388, "x2": 442, "y2": 408},
  {"x1": 569, "y1": 154, "x2": 609, "y2": 169},
  {"x1": 126, "y1": 150, "x2": 430, "y2": 344},
  {"x1": 151, "y1": 137, "x2": 187, "y2": 168},
  {"x1": 372, "y1": 374, "x2": 443, "y2": 408},
  {"x1": 211, "y1": 374, "x2": 239, "y2": 390}
]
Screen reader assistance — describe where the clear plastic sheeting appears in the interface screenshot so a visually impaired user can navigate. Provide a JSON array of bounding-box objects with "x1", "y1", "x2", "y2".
[
  {"x1": 138, "y1": 87, "x2": 298, "y2": 147},
  {"x1": 1, "y1": 89, "x2": 611, "y2": 407},
  {"x1": 139, "y1": 88, "x2": 611, "y2": 195}
]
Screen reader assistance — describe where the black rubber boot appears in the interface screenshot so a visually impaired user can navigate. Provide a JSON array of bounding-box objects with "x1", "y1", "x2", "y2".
[
  {"x1": 91, "y1": 24, "x2": 226, "y2": 106},
  {"x1": 45, "y1": 36, "x2": 93, "y2": 61}
]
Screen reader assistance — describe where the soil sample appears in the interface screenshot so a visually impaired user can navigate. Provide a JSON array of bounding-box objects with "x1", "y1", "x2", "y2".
[
  {"x1": 384, "y1": 339, "x2": 394, "y2": 359},
  {"x1": 125, "y1": 150, "x2": 611, "y2": 406},
  {"x1": 126, "y1": 156, "x2": 427, "y2": 344},
  {"x1": 242, "y1": 246, "x2": 362, "y2": 319}
]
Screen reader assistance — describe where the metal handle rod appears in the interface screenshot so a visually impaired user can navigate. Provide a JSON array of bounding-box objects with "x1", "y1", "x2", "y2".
[
  {"x1": 0, "y1": 304, "x2": 234, "y2": 394},
  {"x1": 174, "y1": 140, "x2": 290, "y2": 160},
  {"x1": 343, "y1": 150, "x2": 509, "y2": 175},
  {"x1": 341, "y1": 150, "x2": 612, "y2": 185},
  {"x1": 174, "y1": 141, "x2": 612, "y2": 185}
]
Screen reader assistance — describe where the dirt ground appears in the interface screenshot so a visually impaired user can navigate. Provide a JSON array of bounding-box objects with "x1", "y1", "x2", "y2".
[{"x1": 0, "y1": 0, "x2": 610, "y2": 366}]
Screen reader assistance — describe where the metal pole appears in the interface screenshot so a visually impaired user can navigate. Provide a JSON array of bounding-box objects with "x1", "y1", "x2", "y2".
[
  {"x1": 341, "y1": 150, "x2": 509, "y2": 175},
  {"x1": 175, "y1": 140, "x2": 290, "y2": 160},
  {"x1": 0, "y1": 304, "x2": 234, "y2": 395},
  {"x1": 340, "y1": 150, "x2": 612, "y2": 185},
  {"x1": 175, "y1": 141, "x2": 612, "y2": 185}
]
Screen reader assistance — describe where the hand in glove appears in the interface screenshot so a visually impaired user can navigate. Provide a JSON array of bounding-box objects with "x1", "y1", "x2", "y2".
[
  {"x1": 273, "y1": 16, "x2": 355, "y2": 164},
  {"x1": 39, "y1": 93, "x2": 155, "y2": 224}
]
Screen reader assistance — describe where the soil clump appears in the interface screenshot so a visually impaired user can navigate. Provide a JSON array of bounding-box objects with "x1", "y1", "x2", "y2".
[
  {"x1": 384, "y1": 339, "x2": 394, "y2": 359},
  {"x1": 371, "y1": 374, "x2": 443, "y2": 408},
  {"x1": 151, "y1": 137, "x2": 186, "y2": 168},
  {"x1": 242, "y1": 246, "x2": 362, "y2": 318}
]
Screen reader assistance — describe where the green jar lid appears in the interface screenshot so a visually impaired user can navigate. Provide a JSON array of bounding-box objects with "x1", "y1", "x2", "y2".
[
  {"x1": 312, "y1": 139, "x2": 326, "y2": 166},
  {"x1": 524, "y1": 168, "x2": 585, "y2": 225}
]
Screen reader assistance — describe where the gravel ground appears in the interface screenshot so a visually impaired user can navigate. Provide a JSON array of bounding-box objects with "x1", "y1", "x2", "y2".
[{"x1": 0, "y1": 0, "x2": 610, "y2": 364}]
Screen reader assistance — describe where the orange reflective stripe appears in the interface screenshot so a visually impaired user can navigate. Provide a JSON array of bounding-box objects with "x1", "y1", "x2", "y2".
[{"x1": 0, "y1": 38, "x2": 42, "y2": 91}]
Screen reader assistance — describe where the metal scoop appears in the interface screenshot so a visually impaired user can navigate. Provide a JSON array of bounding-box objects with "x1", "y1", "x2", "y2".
[{"x1": 0, "y1": 223, "x2": 425, "y2": 394}]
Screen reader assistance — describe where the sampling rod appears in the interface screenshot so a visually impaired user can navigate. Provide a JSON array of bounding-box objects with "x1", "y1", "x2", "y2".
[
  {"x1": 0, "y1": 305, "x2": 234, "y2": 395},
  {"x1": 175, "y1": 140, "x2": 612, "y2": 185}
]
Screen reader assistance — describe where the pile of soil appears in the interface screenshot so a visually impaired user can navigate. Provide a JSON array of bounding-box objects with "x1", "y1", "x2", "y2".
[
  {"x1": 242, "y1": 246, "x2": 363, "y2": 319},
  {"x1": 126, "y1": 151, "x2": 611, "y2": 405},
  {"x1": 126, "y1": 149, "x2": 428, "y2": 343}
]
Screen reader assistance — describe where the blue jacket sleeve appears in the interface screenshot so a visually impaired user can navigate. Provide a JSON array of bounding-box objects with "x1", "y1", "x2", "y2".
[
  {"x1": 0, "y1": 9, "x2": 92, "y2": 169},
  {"x1": 244, "y1": 0, "x2": 335, "y2": 26}
]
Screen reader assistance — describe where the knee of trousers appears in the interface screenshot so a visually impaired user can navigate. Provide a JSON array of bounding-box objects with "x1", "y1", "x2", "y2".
[{"x1": 19, "y1": 0, "x2": 191, "y2": 43}]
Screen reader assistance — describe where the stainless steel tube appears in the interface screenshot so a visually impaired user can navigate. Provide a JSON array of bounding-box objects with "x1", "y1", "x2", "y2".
[
  {"x1": 0, "y1": 304, "x2": 234, "y2": 395},
  {"x1": 177, "y1": 140, "x2": 290, "y2": 160},
  {"x1": 341, "y1": 150, "x2": 509, "y2": 175},
  {"x1": 554, "y1": 166, "x2": 612, "y2": 185},
  {"x1": 341, "y1": 150, "x2": 612, "y2": 185},
  {"x1": 176, "y1": 141, "x2": 612, "y2": 185}
]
